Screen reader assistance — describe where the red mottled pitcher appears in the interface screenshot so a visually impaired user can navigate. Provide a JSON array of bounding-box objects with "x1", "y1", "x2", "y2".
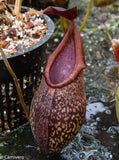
[
  {"x1": 111, "y1": 38, "x2": 119, "y2": 61},
  {"x1": 30, "y1": 6, "x2": 86, "y2": 154}
]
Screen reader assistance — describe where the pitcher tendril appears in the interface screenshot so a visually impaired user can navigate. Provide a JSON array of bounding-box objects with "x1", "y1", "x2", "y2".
[
  {"x1": 60, "y1": 0, "x2": 93, "y2": 34},
  {"x1": 79, "y1": 0, "x2": 93, "y2": 33},
  {"x1": 0, "y1": 46, "x2": 29, "y2": 121}
]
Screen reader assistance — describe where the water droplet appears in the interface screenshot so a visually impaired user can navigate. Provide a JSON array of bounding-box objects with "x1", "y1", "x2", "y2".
[
  {"x1": 87, "y1": 63, "x2": 91, "y2": 66},
  {"x1": 89, "y1": 48, "x2": 93, "y2": 52},
  {"x1": 54, "y1": 38, "x2": 59, "y2": 42},
  {"x1": 105, "y1": 109, "x2": 111, "y2": 115},
  {"x1": 79, "y1": 152, "x2": 86, "y2": 159},
  {"x1": 96, "y1": 117, "x2": 101, "y2": 122},
  {"x1": 109, "y1": 154, "x2": 113, "y2": 159}
]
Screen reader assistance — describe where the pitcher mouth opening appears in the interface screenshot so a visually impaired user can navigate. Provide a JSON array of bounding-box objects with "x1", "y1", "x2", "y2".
[
  {"x1": 49, "y1": 35, "x2": 75, "y2": 85},
  {"x1": 44, "y1": 20, "x2": 86, "y2": 88}
]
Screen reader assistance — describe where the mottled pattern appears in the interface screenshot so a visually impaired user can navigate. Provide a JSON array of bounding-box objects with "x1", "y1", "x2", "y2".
[
  {"x1": 30, "y1": 70, "x2": 86, "y2": 154},
  {"x1": 30, "y1": 78, "x2": 55, "y2": 153}
]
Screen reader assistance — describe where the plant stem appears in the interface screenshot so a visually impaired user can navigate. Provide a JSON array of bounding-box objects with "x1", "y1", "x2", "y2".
[
  {"x1": 0, "y1": 46, "x2": 29, "y2": 121},
  {"x1": 79, "y1": 0, "x2": 93, "y2": 33},
  {"x1": 14, "y1": 0, "x2": 22, "y2": 18},
  {"x1": 106, "y1": 30, "x2": 112, "y2": 41},
  {"x1": 118, "y1": 64, "x2": 119, "y2": 77},
  {"x1": 116, "y1": 86, "x2": 119, "y2": 122},
  {"x1": 60, "y1": 0, "x2": 92, "y2": 34},
  {"x1": 60, "y1": 16, "x2": 69, "y2": 34}
]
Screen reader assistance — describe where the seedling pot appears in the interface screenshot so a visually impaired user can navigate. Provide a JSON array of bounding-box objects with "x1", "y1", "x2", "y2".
[{"x1": 0, "y1": 5, "x2": 54, "y2": 133}]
